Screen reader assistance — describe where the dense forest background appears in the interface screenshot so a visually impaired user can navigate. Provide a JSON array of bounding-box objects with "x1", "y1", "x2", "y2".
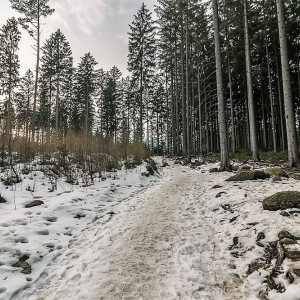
[{"x1": 0, "y1": 0, "x2": 300, "y2": 167}]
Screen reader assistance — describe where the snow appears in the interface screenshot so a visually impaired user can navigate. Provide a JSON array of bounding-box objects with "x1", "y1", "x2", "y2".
[{"x1": 1, "y1": 157, "x2": 300, "y2": 299}]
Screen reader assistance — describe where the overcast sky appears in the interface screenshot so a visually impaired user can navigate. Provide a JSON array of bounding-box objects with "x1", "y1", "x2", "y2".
[{"x1": 0, "y1": 0, "x2": 157, "y2": 77}]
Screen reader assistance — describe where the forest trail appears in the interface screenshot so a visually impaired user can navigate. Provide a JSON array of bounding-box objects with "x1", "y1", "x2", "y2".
[
  {"x1": 88, "y1": 165, "x2": 247, "y2": 300},
  {"x1": 23, "y1": 164, "x2": 248, "y2": 300}
]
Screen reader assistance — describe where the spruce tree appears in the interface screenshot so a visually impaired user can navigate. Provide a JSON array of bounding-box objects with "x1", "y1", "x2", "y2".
[
  {"x1": 15, "y1": 69, "x2": 34, "y2": 141},
  {"x1": 0, "y1": 17, "x2": 21, "y2": 153},
  {"x1": 128, "y1": 3, "x2": 156, "y2": 143},
  {"x1": 39, "y1": 29, "x2": 73, "y2": 138},
  {"x1": 72, "y1": 53, "x2": 98, "y2": 136},
  {"x1": 9, "y1": 0, "x2": 55, "y2": 142}
]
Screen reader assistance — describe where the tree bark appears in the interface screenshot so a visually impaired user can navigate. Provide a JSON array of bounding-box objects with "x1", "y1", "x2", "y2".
[
  {"x1": 244, "y1": 0, "x2": 259, "y2": 161},
  {"x1": 212, "y1": 0, "x2": 230, "y2": 171},
  {"x1": 276, "y1": 0, "x2": 299, "y2": 166}
]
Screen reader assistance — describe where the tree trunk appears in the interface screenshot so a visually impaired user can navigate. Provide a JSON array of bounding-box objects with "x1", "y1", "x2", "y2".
[
  {"x1": 185, "y1": 3, "x2": 191, "y2": 162},
  {"x1": 32, "y1": 1, "x2": 40, "y2": 142},
  {"x1": 212, "y1": 0, "x2": 230, "y2": 170},
  {"x1": 197, "y1": 65, "x2": 203, "y2": 155},
  {"x1": 244, "y1": 0, "x2": 259, "y2": 161},
  {"x1": 276, "y1": 0, "x2": 299, "y2": 166},
  {"x1": 275, "y1": 45, "x2": 286, "y2": 150}
]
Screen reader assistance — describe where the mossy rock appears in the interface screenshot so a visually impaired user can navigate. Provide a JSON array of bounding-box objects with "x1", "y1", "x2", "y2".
[
  {"x1": 226, "y1": 170, "x2": 269, "y2": 181},
  {"x1": 264, "y1": 168, "x2": 288, "y2": 178},
  {"x1": 263, "y1": 191, "x2": 300, "y2": 211}
]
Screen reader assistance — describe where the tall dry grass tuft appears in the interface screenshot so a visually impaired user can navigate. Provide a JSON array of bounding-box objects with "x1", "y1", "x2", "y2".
[{"x1": 3, "y1": 130, "x2": 149, "y2": 171}]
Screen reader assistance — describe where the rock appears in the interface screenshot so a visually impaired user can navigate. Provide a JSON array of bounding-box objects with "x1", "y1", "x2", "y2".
[
  {"x1": 25, "y1": 200, "x2": 44, "y2": 208},
  {"x1": 257, "y1": 232, "x2": 265, "y2": 241},
  {"x1": 280, "y1": 238, "x2": 297, "y2": 245},
  {"x1": 237, "y1": 165, "x2": 251, "y2": 173},
  {"x1": 209, "y1": 168, "x2": 219, "y2": 173},
  {"x1": 148, "y1": 158, "x2": 158, "y2": 173},
  {"x1": 0, "y1": 194, "x2": 6, "y2": 203},
  {"x1": 278, "y1": 230, "x2": 296, "y2": 241},
  {"x1": 212, "y1": 184, "x2": 222, "y2": 189},
  {"x1": 263, "y1": 192, "x2": 300, "y2": 211},
  {"x1": 230, "y1": 216, "x2": 238, "y2": 223},
  {"x1": 264, "y1": 168, "x2": 288, "y2": 178},
  {"x1": 146, "y1": 165, "x2": 154, "y2": 175},
  {"x1": 294, "y1": 269, "x2": 300, "y2": 277},
  {"x1": 231, "y1": 165, "x2": 239, "y2": 172},
  {"x1": 141, "y1": 172, "x2": 149, "y2": 177},
  {"x1": 12, "y1": 255, "x2": 31, "y2": 274},
  {"x1": 216, "y1": 191, "x2": 226, "y2": 198},
  {"x1": 272, "y1": 175, "x2": 282, "y2": 182},
  {"x1": 247, "y1": 260, "x2": 265, "y2": 275},
  {"x1": 280, "y1": 211, "x2": 290, "y2": 217},
  {"x1": 226, "y1": 170, "x2": 269, "y2": 181},
  {"x1": 174, "y1": 160, "x2": 181, "y2": 165}
]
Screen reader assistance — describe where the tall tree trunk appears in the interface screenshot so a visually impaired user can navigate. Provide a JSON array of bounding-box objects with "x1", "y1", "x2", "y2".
[
  {"x1": 181, "y1": 14, "x2": 187, "y2": 156},
  {"x1": 175, "y1": 44, "x2": 180, "y2": 154},
  {"x1": 185, "y1": 2, "x2": 190, "y2": 162},
  {"x1": 197, "y1": 65, "x2": 203, "y2": 154},
  {"x1": 244, "y1": 0, "x2": 259, "y2": 161},
  {"x1": 266, "y1": 42, "x2": 277, "y2": 152},
  {"x1": 212, "y1": 0, "x2": 230, "y2": 170},
  {"x1": 276, "y1": 0, "x2": 299, "y2": 166},
  {"x1": 275, "y1": 45, "x2": 286, "y2": 150},
  {"x1": 32, "y1": 2, "x2": 40, "y2": 142}
]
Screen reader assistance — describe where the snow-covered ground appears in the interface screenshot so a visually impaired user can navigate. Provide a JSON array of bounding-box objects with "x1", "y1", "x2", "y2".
[{"x1": 1, "y1": 157, "x2": 300, "y2": 299}]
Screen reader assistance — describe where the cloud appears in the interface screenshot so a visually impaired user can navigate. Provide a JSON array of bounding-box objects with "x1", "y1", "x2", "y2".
[{"x1": 50, "y1": 0, "x2": 108, "y2": 35}]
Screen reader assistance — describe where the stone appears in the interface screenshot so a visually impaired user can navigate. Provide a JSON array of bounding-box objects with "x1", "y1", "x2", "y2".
[
  {"x1": 272, "y1": 175, "x2": 282, "y2": 182},
  {"x1": 280, "y1": 238, "x2": 297, "y2": 245},
  {"x1": 25, "y1": 200, "x2": 44, "y2": 208},
  {"x1": 237, "y1": 165, "x2": 251, "y2": 173},
  {"x1": 264, "y1": 168, "x2": 288, "y2": 178},
  {"x1": 225, "y1": 170, "x2": 269, "y2": 181},
  {"x1": 174, "y1": 160, "x2": 181, "y2": 165},
  {"x1": 209, "y1": 168, "x2": 219, "y2": 173},
  {"x1": 263, "y1": 192, "x2": 300, "y2": 211},
  {"x1": 257, "y1": 232, "x2": 265, "y2": 241},
  {"x1": 0, "y1": 194, "x2": 6, "y2": 203},
  {"x1": 12, "y1": 255, "x2": 31, "y2": 274}
]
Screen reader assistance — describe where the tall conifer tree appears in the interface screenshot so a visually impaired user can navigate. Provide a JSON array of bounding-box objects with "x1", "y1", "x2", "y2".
[
  {"x1": 128, "y1": 3, "x2": 156, "y2": 142},
  {"x1": 9, "y1": 0, "x2": 55, "y2": 142}
]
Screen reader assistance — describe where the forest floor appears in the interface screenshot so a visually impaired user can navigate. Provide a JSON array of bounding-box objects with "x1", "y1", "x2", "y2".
[{"x1": 1, "y1": 157, "x2": 300, "y2": 299}]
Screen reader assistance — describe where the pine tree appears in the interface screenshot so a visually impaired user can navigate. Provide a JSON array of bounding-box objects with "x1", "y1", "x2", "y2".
[
  {"x1": 15, "y1": 69, "x2": 34, "y2": 141},
  {"x1": 0, "y1": 17, "x2": 21, "y2": 153},
  {"x1": 72, "y1": 53, "x2": 98, "y2": 136},
  {"x1": 128, "y1": 3, "x2": 156, "y2": 143},
  {"x1": 100, "y1": 67, "x2": 122, "y2": 141},
  {"x1": 39, "y1": 29, "x2": 73, "y2": 139},
  {"x1": 9, "y1": 0, "x2": 55, "y2": 142}
]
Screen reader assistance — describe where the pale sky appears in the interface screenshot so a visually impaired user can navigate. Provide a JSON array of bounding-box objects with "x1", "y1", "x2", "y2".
[{"x1": 0, "y1": 0, "x2": 157, "y2": 77}]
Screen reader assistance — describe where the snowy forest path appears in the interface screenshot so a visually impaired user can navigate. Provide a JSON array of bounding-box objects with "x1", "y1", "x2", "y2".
[
  {"x1": 23, "y1": 164, "x2": 248, "y2": 300},
  {"x1": 92, "y1": 166, "x2": 184, "y2": 299}
]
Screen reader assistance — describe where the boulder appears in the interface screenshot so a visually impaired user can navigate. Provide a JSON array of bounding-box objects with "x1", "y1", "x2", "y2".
[
  {"x1": 237, "y1": 165, "x2": 251, "y2": 173},
  {"x1": 264, "y1": 168, "x2": 288, "y2": 178},
  {"x1": 272, "y1": 175, "x2": 282, "y2": 182},
  {"x1": 226, "y1": 170, "x2": 269, "y2": 181},
  {"x1": 263, "y1": 191, "x2": 300, "y2": 211},
  {"x1": 25, "y1": 200, "x2": 44, "y2": 208}
]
